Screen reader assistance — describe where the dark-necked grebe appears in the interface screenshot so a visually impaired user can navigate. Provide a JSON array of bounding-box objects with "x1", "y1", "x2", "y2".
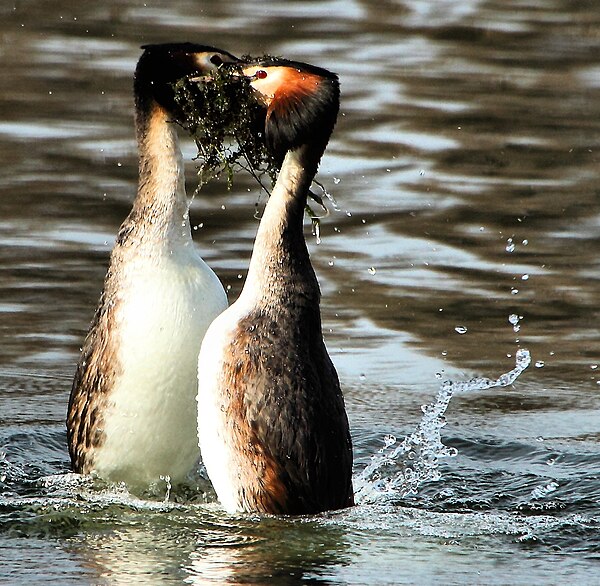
[
  {"x1": 197, "y1": 58, "x2": 354, "y2": 514},
  {"x1": 67, "y1": 44, "x2": 236, "y2": 488}
]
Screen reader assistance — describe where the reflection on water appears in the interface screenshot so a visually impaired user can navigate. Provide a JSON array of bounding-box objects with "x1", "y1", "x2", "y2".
[{"x1": 1, "y1": 0, "x2": 600, "y2": 584}]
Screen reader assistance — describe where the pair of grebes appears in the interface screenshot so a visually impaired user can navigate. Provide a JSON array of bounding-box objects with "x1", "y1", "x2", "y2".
[{"x1": 66, "y1": 43, "x2": 354, "y2": 515}]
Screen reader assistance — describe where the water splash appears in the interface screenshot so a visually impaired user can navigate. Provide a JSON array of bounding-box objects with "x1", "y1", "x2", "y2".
[
  {"x1": 530, "y1": 480, "x2": 559, "y2": 500},
  {"x1": 159, "y1": 475, "x2": 172, "y2": 503},
  {"x1": 312, "y1": 179, "x2": 340, "y2": 211},
  {"x1": 311, "y1": 218, "x2": 321, "y2": 245},
  {"x1": 355, "y1": 349, "x2": 531, "y2": 503}
]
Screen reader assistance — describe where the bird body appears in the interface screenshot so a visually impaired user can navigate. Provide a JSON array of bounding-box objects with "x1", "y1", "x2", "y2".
[
  {"x1": 197, "y1": 60, "x2": 354, "y2": 514},
  {"x1": 67, "y1": 44, "x2": 234, "y2": 488},
  {"x1": 84, "y1": 220, "x2": 225, "y2": 486}
]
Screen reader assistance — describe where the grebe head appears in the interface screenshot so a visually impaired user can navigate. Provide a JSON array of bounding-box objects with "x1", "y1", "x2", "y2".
[
  {"x1": 134, "y1": 43, "x2": 239, "y2": 117},
  {"x1": 241, "y1": 59, "x2": 340, "y2": 162}
]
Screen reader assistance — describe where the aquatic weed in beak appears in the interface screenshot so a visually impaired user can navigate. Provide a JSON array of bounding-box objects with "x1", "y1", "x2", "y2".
[
  {"x1": 173, "y1": 63, "x2": 278, "y2": 188},
  {"x1": 173, "y1": 58, "x2": 333, "y2": 240}
]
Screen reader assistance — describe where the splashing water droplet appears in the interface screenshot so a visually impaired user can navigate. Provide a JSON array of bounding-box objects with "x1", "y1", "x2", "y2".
[
  {"x1": 530, "y1": 481, "x2": 559, "y2": 500},
  {"x1": 535, "y1": 360, "x2": 545, "y2": 368},
  {"x1": 312, "y1": 218, "x2": 321, "y2": 244},
  {"x1": 454, "y1": 325, "x2": 468, "y2": 334},
  {"x1": 368, "y1": 267, "x2": 377, "y2": 275},
  {"x1": 333, "y1": 177, "x2": 341, "y2": 185},
  {"x1": 159, "y1": 475, "x2": 172, "y2": 502},
  {"x1": 506, "y1": 238, "x2": 516, "y2": 253},
  {"x1": 354, "y1": 350, "x2": 531, "y2": 503}
]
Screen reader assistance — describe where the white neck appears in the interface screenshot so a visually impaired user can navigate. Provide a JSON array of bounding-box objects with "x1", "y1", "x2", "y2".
[
  {"x1": 130, "y1": 102, "x2": 192, "y2": 247},
  {"x1": 241, "y1": 146, "x2": 317, "y2": 303}
]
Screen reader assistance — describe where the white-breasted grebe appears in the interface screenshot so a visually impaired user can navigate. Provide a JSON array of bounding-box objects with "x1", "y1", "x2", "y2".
[
  {"x1": 197, "y1": 58, "x2": 354, "y2": 514},
  {"x1": 67, "y1": 43, "x2": 236, "y2": 489}
]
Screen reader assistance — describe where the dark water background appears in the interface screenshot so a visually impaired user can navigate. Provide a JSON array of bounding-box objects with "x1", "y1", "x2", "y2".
[{"x1": 1, "y1": 1, "x2": 599, "y2": 584}]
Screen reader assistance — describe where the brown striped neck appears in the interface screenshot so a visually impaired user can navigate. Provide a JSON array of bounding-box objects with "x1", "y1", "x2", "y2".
[
  {"x1": 242, "y1": 144, "x2": 322, "y2": 303},
  {"x1": 120, "y1": 98, "x2": 191, "y2": 247}
]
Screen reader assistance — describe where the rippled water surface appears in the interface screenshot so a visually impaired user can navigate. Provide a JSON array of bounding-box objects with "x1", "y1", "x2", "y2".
[{"x1": 1, "y1": 1, "x2": 599, "y2": 584}]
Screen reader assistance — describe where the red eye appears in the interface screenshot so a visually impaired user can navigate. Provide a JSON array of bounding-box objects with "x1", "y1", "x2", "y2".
[{"x1": 255, "y1": 69, "x2": 268, "y2": 79}]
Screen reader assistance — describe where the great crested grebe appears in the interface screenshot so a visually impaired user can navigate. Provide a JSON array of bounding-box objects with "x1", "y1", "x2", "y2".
[
  {"x1": 197, "y1": 58, "x2": 354, "y2": 514},
  {"x1": 67, "y1": 43, "x2": 235, "y2": 488}
]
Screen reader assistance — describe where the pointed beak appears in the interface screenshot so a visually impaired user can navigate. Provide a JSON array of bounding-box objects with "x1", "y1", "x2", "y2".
[{"x1": 189, "y1": 59, "x2": 243, "y2": 84}]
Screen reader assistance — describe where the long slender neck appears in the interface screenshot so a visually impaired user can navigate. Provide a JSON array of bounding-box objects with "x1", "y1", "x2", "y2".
[
  {"x1": 124, "y1": 97, "x2": 192, "y2": 247},
  {"x1": 241, "y1": 143, "x2": 323, "y2": 304}
]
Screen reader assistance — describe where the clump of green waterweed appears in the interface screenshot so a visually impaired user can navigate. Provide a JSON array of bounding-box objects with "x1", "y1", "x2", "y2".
[
  {"x1": 173, "y1": 60, "x2": 278, "y2": 190},
  {"x1": 173, "y1": 59, "x2": 332, "y2": 241}
]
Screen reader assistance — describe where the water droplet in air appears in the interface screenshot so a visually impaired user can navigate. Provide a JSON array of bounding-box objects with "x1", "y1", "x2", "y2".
[
  {"x1": 328, "y1": 259, "x2": 335, "y2": 267},
  {"x1": 591, "y1": 364, "x2": 598, "y2": 370},
  {"x1": 359, "y1": 373, "x2": 366, "y2": 381},
  {"x1": 312, "y1": 219, "x2": 321, "y2": 244},
  {"x1": 333, "y1": 177, "x2": 341, "y2": 185},
  {"x1": 506, "y1": 238, "x2": 515, "y2": 253},
  {"x1": 454, "y1": 325, "x2": 467, "y2": 335},
  {"x1": 535, "y1": 361, "x2": 545, "y2": 368},
  {"x1": 521, "y1": 274, "x2": 529, "y2": 280},
  {"x1": 367, "y1": 267, "x2": 376, "y2": 275}
]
